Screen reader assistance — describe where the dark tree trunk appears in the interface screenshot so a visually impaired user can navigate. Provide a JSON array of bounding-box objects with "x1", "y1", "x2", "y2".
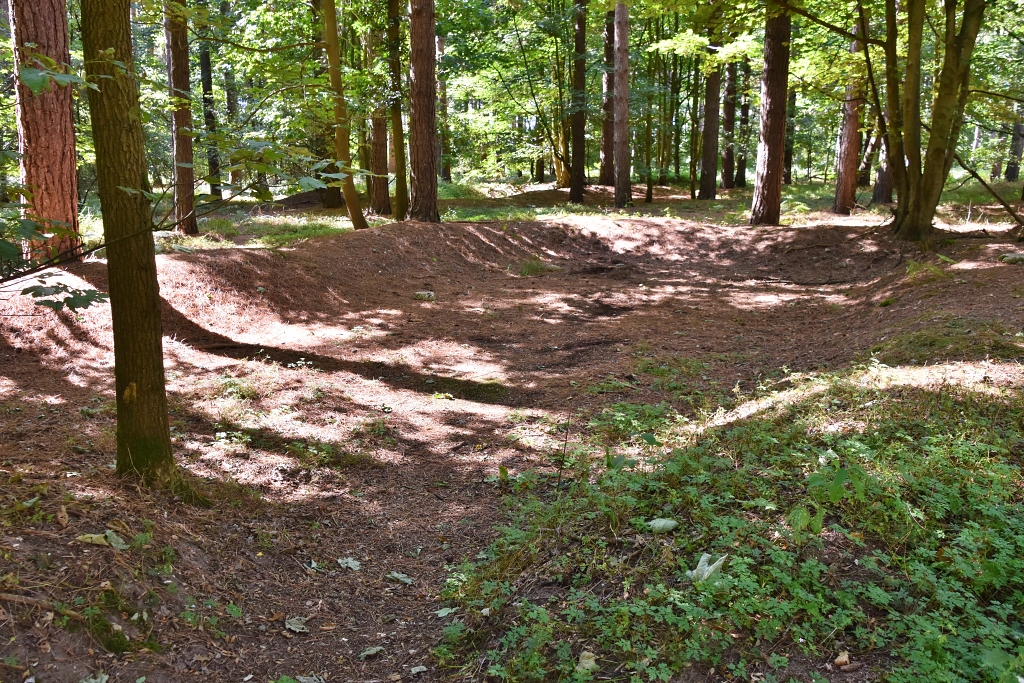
[
  {"x1": 199, "y1": 43, "x2": 222, "y2": 198},
  {"x1": 322, "y1": 0, "x2": 369, "y2": 229},
  {"x1": 721, "y1": 60, "x2": 736, "y2": 189},
  {"x1": 1006, "y1": 118, "x2": 1023, "y2": 182},
  {"x1": 613, "y1": 2, "x2": 630, "y2": 208},
  {"x1": 164, "y1": 0, "x2": 198, "y2": 234},
  {"x1": 9, "y1": 0, "x2": 80, "y2": 260},
  {"x1": 370, "y1": 113, "x2": 391, "y2": 214},
  {"x1": 832, "y1": 31, "x2": 864, "y2": 214},
  {"x1": 644, "y1": 45, "x2": 654, "y2": 203},
  {"x1": 386, "y1": 0, "x2": 409, "y2": 219},
  {"x1": 735, "y1": 58, "x2": 750, "y2": 188},
  {"x1": 873, "y1": 159, "x2": 894, "y2": 204},
  {"x1": 783, "y1": 88, "x2": 796, "y2": 185},
  {"x1": 750, "y1": 11, "x2": 791, "y2": 225},
  {"x1": 536, "y1": 156, "x2": 546, "y2": 182},
  {"x1": 408, "y1": 0, "x2": 439, "y2": 222},
  {"x1": 437, "y1": 34, "x2": 452, "y2": 183},
  {"x1": 598, "y1": 11, "x2": 615, "y2": 186},
  {"x1": 82, "y1": 0, "x2": 176, "y2": 487},
  {"x1": 569, "y1": 0, "x2": 587, "y2": 204},
  {"x1": 698, "y1": 62, "x2": 721, "y2": 200}
]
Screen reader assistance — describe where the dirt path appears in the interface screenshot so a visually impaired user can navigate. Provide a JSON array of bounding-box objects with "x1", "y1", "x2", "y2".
[{"x1": 1, "y1": 204, "x2": 1022, "y2": 682}]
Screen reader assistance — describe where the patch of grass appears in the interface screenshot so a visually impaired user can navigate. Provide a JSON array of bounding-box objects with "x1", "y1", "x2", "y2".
[
  {"x1": 441, "y1": 206, "x2": 538, "y2": 223},
  {"x1": 906, "y1": 259, "x2": 950, "y2": 283},
  {"x1": 438, "y1": 179, "x2": 486, "y2": 199},
  {"x1": 426, "y1": 377, "x2": 510, "y2": 404},
  {"x1": 440, "y1": 365, "x2": 1024, "y2": 682},
  {"x1": 865, "y1": 317, "x2": 1024, "y2": 365},
  {"x1": 518, "y1": 258, "x2": 560, "y2": 277}
]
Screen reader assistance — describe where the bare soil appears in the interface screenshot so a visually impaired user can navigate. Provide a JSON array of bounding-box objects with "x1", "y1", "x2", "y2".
[{"x1": 2, "y1": 186, "x2": 1023, "y2": 683}]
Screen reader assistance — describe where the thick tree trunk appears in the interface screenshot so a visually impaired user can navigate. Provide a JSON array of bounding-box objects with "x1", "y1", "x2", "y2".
[
  {"x1": 199, "y1": 43, "x2": 222, "y2": 198},
  {"x1": 569, "y1": 0, "x2": 587, "y2": 204},
  {"x1": 721, "y1": 60, "x2": 736, "y2": 190},
  {"x1": 698, "y1": 62, "x2": 721, "y2": 200},
  {"x1": 873, "y1": 159, "x2": 894, "y2": 204},
  {"x1": 536, "y1": 155, "x2": 546, "y2": 182},
  {"x1": 783, "y1": 89, "x2": 796, "y2": 185},
  {"x1": 598, "y1": 11, "x2": 615, "y2": 186},
  {"x1": 437, "y1": 34, "x2": 452, "y2": 183},
  {"x1": 164, "y1": 0, "x2": 198, "y2": 235},
  {"x1": 832, "y1": 31, "x2": 863, "y2": 214},
  {"x1": 9, "y1": 0, "x2": 80, "y2": 261},
  {"x1": 408, "y1": 0, "x2": 439, "y2": 222},
  {"x1": 613, "y1": 2, "x2": 630, "y2": 208},
  {"x1": 322, "y1": 0, "x2": 369, "y2": 229},
  {"x1": 82, "y1": 0, "x2": 176, "y2": 487},
  {"x1": 735, "y1": 59, "x2": 750, "y2": 188},
  {"x1": 386, "y1": 0, "x2": 409, "y2": 219},
  {"x1": 750, "y1": 11, "x2": 790, "y2": 225}
]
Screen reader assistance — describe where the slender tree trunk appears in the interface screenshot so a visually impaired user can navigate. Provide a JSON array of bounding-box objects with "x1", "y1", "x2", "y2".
[
  {"x1": 386, "y1": 0, "x2": 409, "y2": 219},
  {"x1": 858, "y1": 129, "x2": 880, "y2": 186},
  {"x1": 437, "y1": 34, "x2": 452, "y2": 183},
  {"x1": 832, "y1": 30, "x2": 864, "y2": 214},
  {"x1": 536, "y1": 155, "x2": 546, "y2": 182},
  {"x1": 783, "y1": 89, "x2": 796, "y2": 185},
  {"x1": 1007, "y1": 114, "x2": 1023, "y2": 182},
  {"x1": 164, "y1": 0, "x2": 198, "y2": 235},
  {"x1": 9, "y1": 0, "x2": 80, "y2": 260},
  {"x1": 407, "y1": 0, "x2": 439, "y2": 221},
  {"x1": 82, "y1": 0, "x2": 176, "y2": 487},
  {"x1": 598, "y1": 11, "x2": 615, "y2": 186},
  {"x1": 698, "y1": 60, "x2": 721, "y2": 200},
  {"x1": 220, "y1": 1, "x2": 242, "y2": 187},
  {"x1": 199, "y1": 43, "x2": 222, "y2": 198},
  {"x1": 735, "y1": 58, "x2": 750, "y2": 187},
  {"x1": 688, "y1": 59, "x2": 701, "y2": 198},
  {"x1": 322, "y1": 0, "x2": 369, "y2": 229},
  {"x1": 721, "y1": 60, "x2": 736, "y2": 190},
  {"x1": 644, "y1": 47, "x2": 654, "y2": 203},
  {"x1": 750, "y1": 11, "x2": 791, "y2": 225},
  {"x1": 613, "y1": 2, "x2": 630, "y2": 208},
  {"x1": 569, "y1": 0, "x2": 588, "y2": 203}
]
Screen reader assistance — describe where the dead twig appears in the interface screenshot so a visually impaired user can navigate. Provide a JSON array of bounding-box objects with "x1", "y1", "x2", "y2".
[{"x1": 0, "y1": 592, "x2": 86, "y2": 622}]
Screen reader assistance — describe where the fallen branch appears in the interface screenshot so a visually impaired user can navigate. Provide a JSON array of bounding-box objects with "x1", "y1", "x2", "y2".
[{"x1": 0, "y1": 592, "x2": 86, "y2": 621}]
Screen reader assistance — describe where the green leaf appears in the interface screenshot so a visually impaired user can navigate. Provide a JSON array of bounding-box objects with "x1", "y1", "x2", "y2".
[
  {"x1": 337, "y1": 556, "x2": 361, "y2": 571},
  {"x1": 640, "y1": 433, "x2": 663, "y2": 446},
  {"x1": 104, "y1": 530, "x2": 130, "y2": 550},
  {"x1": 434, "y1": 607, "x2": 457, "y2": 617},
  {"x1": 358, "y1": 646, "x2": 385, "y2": 660},
  {"x1": 386, "y1": 570, "x2": 413, "y2": 585},
  {"x1": 647, "y1": 518, "x2": 679, "y2": 534},
  {"x1": 19, "y1": 66, "x2": 51, "y2": 95},
  {"x1": 297, "y1": 176, "x2": 327, "y2": 191},
  {"x1": 284, "y1": 616, "x2": 309, "y2": 633}
]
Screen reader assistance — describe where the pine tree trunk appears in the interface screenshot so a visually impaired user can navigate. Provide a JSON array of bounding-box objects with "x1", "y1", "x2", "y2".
[
  {"x1": 82, "y1": 0, "x2": 176, "y2": 487},
  {"x1": 783, "y1": 89, "x2": 796, "y2": 185},
  {"x1": 613, "y1": 2, "x2": 630, "y2": 208},
  {"x1": 164, "y1": 0, "x2": 198, "y2": 235},
  {"x1": 1006, "y1": 118, "x2": 1023, "y2": 182},
  {"x1": 220, "y1": 1, "x2": 242, "y2": 187},
  {"x1": 386, "y1": 0, "x2": 409, "y2": 219},
  {"x1": 408, "y1": 0, "x2": 439, "y2": 222},
  {"x1": 199, "y1": 43, "x2": 222, "y2": 198},
  {"x1": 322, "y1": 0, "x2": 369, "y2": 229},
  {"x1": 437, "y1": 34, "x2": 452, "y2": 183},
  {"x1": 735, "y1": 58, "x2": 750, "y2": 188},
  {"x1": 569, "y1": 0, "x2": 587, "y2": 204},
  {"x1": 9, "y1": 0, "x2": 80, "y2": 261},
  {"x1": 721, "y1": 60, "x2": 736, "y2": 190},
  {"x1": 644, "y1": 49, "x2": 654, "y2": 203},
  {"x1": 688, "y1": 60, "x2": 701, "y2": 198},
  {"x1": 370, "y1": 112, "x2": 392, "y2": 215},
  {"x1": 832, "y1": 30, "x2": 863, "y2": 214},
  {"x1": 750, "y1": 11, "x2": 790, "y2": 225},
  {"x1": 698, "y1": 62, "x2": 721, "y2": 200},
  {"x1": 599, "y1": 11, "x2": 615, "y2": 186}
]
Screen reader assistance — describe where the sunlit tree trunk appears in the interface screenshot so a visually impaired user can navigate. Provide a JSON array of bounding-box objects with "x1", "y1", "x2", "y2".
[
  {"x1": 220, "y1": 1, "x2": 242, "y2": 187},
  {"x1": 164, "y1": 0, "x2": 198, "y2": 234},
  {"x1": 199, "y1": 42, "x2": 222, "y2": 198},
  {"x1": 598, "y1": 11, "x2": 615, "y2": 186},
  {"x1": 408, "y1": 0, "x2": 439, "y2": 221},
  {"x1": 783, "y1": 89, "x2": 796, "y2": 185},
  {"x1": 9, "y1": 0, "x2": 80, "y2": 261},
  {"x1": 82, "y1": 0, "x2": 176, "y2": 487},
  {"x1": 858, "y1": 128, "x2": 880, "y2": 186},
  {"x1": 437, "y1": 34, "x2": 452, "y2": 183},
  {"x1": 322, "y1": 0, "x2": 369, "y2": 229},
  {"x1": 699, "y1": 59, "x2": 721, "y2": 200},
  {"x1": 721, "y1": 60, "x2": 736, "y2": 190},
  {"x1": 613, "y1": 1, "x2": 630, "y2": 208},
  {"x1": 569, "y1": 0, "x2": 587, "y2": 204},
  {"x1": 386, "y1": 0, "x2": 409, "y2": 219},
  {"x1": 750, "y1": 10, "x2": 790, "y2": 225},
  {"x1": 833, "y1": 30, "x2": 864, "y2": 214}
]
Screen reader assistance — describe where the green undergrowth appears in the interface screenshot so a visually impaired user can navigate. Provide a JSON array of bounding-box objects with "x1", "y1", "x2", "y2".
[
  {"x1": 865, "y1": 316, "x2": 1024, "y2": 366},
  {"x1": 439, "y1": 363, "x2": 1024, "y2": 682}
]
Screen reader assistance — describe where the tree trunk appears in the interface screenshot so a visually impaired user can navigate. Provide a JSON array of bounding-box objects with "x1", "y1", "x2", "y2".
[
  {"x1": 750, "y1": 11, "x2": 790, "y2": 226},
  {"x1": 322, "y1": 0, "x2": 369, "y2": 229},
  {"x1": 82, "y1": 0, "x2": 177, "y2": 487},
  {"x1": 437, "y1": 34, "x2": 452, "y2": 183},
  {"x1": 735, "y1": 58, "x2": 750, "y2": 188},
  {"x1": 1006, "y1": 116, "x2": 1023, "y2": 182},
  {"x1": 370, "y1": 112, "x2": 391, "y2": 215},
  {"x1": 536, "y1": 155, "x2": 546, "y2": 182},
  {"x1": 199, "y1": 43, "x2": 222, "y2": 198},
  {"x1": 832, "y1": 30, "x2": 863, "y2": 214},
  {"x1": 644, "y1": 48, "x2": 654, "y2": 203},
  {"x1": 386, "y1": 0, "x2": 409, "y2": 219},
  {"x1": 9, "y1": 0, "x2": 80, "y2": 261},
  {"x1": 698, "y1": 61, "x2": 721, "y2": 200},
  {"x1": 783, "y1": 88, "x2": 796, "y2": 185},
  {"x1": 569, "y1": 0, "x2": 587, "y2": 204},
  {"x1": 598, "y1": 11, "x2": 615, "y2": 186},
  {"x1": 407, "y1": 0, "x2": 439, "y2": 222},
  {"x1": 164, "y1": 0, "x2": 198, "y2": 235},
  {"x1": 873, "y1": 158, "x2": 894, "y2": 204},
  {"x1": 688, "y1": 59, "x2": 701, "y2": 198},
  {"x1": 857, "y1": 129, "x2": 880, "y2": 186},
  {"x1": 613, "y1": 1, "x2": 630, "y2": 208},
  {"x1": 220, "y1": 1, "x2": 242, "y2": 187},
  {"x1": 721, "y1": 60, "x2": 736, "y2": 190}
]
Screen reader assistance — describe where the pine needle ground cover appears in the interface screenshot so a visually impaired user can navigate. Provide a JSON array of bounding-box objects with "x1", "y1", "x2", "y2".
[{"x1": 440, "y1": 362, "x2": 1024, "y2": 683}]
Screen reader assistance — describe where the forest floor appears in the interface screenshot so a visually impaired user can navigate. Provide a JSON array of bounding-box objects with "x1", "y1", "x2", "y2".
[{"x1": 1, "y1": 182, "x2": 1023, "y2": 683}]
